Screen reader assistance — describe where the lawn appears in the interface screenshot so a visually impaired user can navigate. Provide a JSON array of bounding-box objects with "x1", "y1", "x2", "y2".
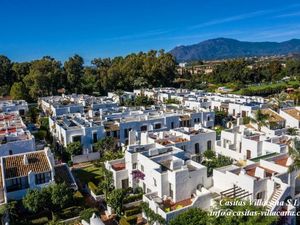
[{"x1": 72, "y1": 165, "x2": 103, "y2": 185}]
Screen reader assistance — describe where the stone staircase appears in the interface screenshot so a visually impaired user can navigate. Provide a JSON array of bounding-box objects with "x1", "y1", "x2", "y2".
[{"x1": 266, "y1": 188, "x2": 282, "y2": 211}]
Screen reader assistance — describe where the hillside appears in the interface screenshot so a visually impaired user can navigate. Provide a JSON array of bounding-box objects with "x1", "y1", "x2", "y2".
[{"x1": 169, "y1": 38, "x2": 300, "y2": 62}]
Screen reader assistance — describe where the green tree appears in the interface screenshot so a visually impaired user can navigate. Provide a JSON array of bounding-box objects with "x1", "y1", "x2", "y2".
[
  {"x1": 214, "y1": 199, "x2": 278, "y2": 225},
  {"x1": 98, "y1": 165, "x2": 114, "y2": 201},
  {"x1": 141, "y1": 202, "x2": 166, "y2": 225},
  {"x1": 288, "y1": 138, "x2": 300, "y2": 172},
  {"x1": 64, "y1": 54, "x2": 84, "y2": 93},
  {"x1": 94, "y1": 137, "x2": 115, "y2": 155},
  {"x1": 12, "y1": 62, "x2": 30, "y2": 81},
  {"x1": 10, "y1": 82, "x2": 28, "y2": 100},
  {"x1": 203, "y1": 149, "x2": 215, "y2": 159},
  {"x1": 251, "y1": 109, "x2": 269, "y2": 131},
  {"x1": 107, "y1": 189, "x2": 126, "y2": 218},
  {"x1": 50, "y1": 183, "x2": 74, "y2": 209},
  {"x1": 79, "y1": 208, "x2": 98, "y2": 222},
  {"x1": 287, "y1": 127, "x2": 298, "y2": 136},
  {"x1": 66, "y1": 141, "x2": 82, "y2": 156},
  {"x1": 0, "y1": 55, "x2": 13, "y2": 86},
  {"x1": 169, "y1": 208, "x2": 207, "y2": 225},
  {"x1": 26, "y1": 107, "x2": 39, "y2": 123},
  {"x1": 23, "y1": 188, "x2": 49, "y2": 213}
]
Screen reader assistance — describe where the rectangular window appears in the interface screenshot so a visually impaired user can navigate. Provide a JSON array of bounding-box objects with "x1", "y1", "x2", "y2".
[
  {"x1": 154, "y1": 123, "x2": 161, "y2": 129},
  {"x1": 141, "y1": 165, "x2": 144, "y2": 172},
  {"x1": 153, "y1": 178, "x2": 157, "y2": 187},
  {"x1": 133, "y1": 163, "x2": 137, "y2": 169},
  {"x1": 35, "y1": 172, "x2": 51, "y2": 185},
  {"x1": 93, "y1": 132, "x2": 97, "y2": 143}
]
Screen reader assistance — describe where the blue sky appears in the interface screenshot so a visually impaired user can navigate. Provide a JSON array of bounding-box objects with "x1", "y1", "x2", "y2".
[{"x1": 1, "y1": 0, "x2": 300, "y2": 62}]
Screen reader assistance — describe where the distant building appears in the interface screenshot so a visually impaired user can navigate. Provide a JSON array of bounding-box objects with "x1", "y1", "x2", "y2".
[
  {"x1": 0, "y1": 112, "x2": 35, "y2": 157},
  {"x1": 0, "y1": 100, "x2": 28, "y2": 116}
]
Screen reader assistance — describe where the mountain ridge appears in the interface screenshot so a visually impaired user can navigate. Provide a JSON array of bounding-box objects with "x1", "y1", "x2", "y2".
[{"x1": 169, "y1": 38, "x2": 300, "y2": 62}]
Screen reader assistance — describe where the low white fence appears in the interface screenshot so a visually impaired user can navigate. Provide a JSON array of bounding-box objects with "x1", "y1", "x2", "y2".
[{"x1": 72, "y1": 152, "x2": 100, "y2": 164}]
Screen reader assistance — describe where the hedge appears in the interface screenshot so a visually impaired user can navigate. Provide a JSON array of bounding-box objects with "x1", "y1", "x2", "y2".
[
  {"x1": 124, "y1": 207, "x2": 142, "y2": 217},
  {"x1": 79, "y1": 208, "x2": 98, "y2": 222},
  {"x1": 88, "y1": 182, "x2": 103, "y2": 195},
  {"x1": 119, "y1": 217, "x2": 131, "y2": 225},
  {"x1": 123, "y1": 193, "x2": 143, "y2": 204},
  {"x1": 126, "y1": 215, "x2": 138, "y2": 225}
]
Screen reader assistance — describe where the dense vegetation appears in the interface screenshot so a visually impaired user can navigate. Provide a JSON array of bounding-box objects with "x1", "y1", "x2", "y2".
[
  {"x1": 169, "y1": 200, "x2": 279, "y2": 225},
  {"x1": 0, "y1": 50, "x2": 176, "y2": 102},
  {"x1": 1, "y1": 51, "x2": 300, "y2": 102}
]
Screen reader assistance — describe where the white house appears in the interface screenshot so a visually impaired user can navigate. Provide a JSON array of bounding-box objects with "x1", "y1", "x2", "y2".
[
  {"x1": 0, "y1": 148, "x2": 55, "y2": 203},
  {"x1": 215, "y1": 125, "x2": 288, "y2": 161},
  {"x1": 280, "y1": 107, "x2": 300, "y2": 129},
  {"x1": 106, "y1": 143, "x2": 213, "y2": 222},
  {"x1": 0, "y1": 112, "x2": 35, "y2": 157},
  {"x1": 0, "y1": 100, "x2": 28, "y2": 116}
]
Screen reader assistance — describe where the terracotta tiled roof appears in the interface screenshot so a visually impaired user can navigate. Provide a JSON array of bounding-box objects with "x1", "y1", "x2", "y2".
[
  {"x1": 260, "y1": 109, "x2": 285, "y2": 122},
  {"x1": 3, "y1": 151, "x2": 51, "y2": 179},
  {"x1": 283, "y1": 108, "x2": 300, "y2": 121}
]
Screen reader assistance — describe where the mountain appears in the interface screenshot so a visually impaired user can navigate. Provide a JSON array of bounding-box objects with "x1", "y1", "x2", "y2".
[{"x1": 169, "y1": 38, "x2": 300, "y2": 62}]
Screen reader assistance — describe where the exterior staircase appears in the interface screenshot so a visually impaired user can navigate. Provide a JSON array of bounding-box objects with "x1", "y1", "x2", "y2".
[{"x1": 266, "y1": 188, "x2": 282, "y2": 211}]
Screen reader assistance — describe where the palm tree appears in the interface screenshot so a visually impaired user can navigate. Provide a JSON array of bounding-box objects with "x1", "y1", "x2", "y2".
[
  {"x1": 287, "y1": 127, "x2": 298, "y2": 136},
  {"x1": 289, "y1": 89, "x2": 300, "y2": 106},
  {"x1": 271, "y1": 91, "x2": 288, "y2": 111},
  {"x1": 288, "y1": 138, "x2": 300, "y2": 172},
  {"x1": 251, "y1": 109, "x2": 269, "y2": 131}
]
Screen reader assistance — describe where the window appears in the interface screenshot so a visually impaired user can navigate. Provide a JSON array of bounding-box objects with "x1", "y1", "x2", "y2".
[
  {"x1": 195, "y1": 143, "x2": 200, "y2": 154},
  {"x1": 122, "y1": 179, "x2": 129, "y2": 189},
  {"x1": 35, "y1": 172, "x2": 51, "y2": 185},
  {"x1": 141, "y1": 165, "x2": 144, "y2": 172},
  {"x1": 124, "y1": 128, "x2": 131, "y2": 138},
  {"x1": 256, "y1": 192, "x2": 264, "y2": 200},
  {"x1": 72, "y1": 135, "x2": 81, "y2": 143},
  {"x1": 9, "y1": 150, "x2": 13, "y2": 155},
  {"x1": 153, "y1": 178, "x2": 157, "y2": 187},
  {"x1": 207, "y1": 140, "x2": 212, "y2": 150},
  {"x1": 171, "y1": 122, "x2": 174, "y2": 129},
  {"x1": 133, "y1": 163, "x2": 137, "y2": 169},
  {"x1": 141, "y1": 125, "x2": 147, "y2": 132},
  {"x1": 113, "y1": 131, "x2": 118, "y2": 138},
  {"x1": 93, "y1": 132, "x2": 97, "y2": 143},
  {"x1": 154, "y1": 123, "x2": 161, "y2": 129}
]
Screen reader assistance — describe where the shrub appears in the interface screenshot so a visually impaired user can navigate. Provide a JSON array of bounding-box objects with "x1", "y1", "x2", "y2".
[
  {"x1": 123, "y1": 193, "x2": 143, "y2": 204},
  {"x1": 79, "y1": 208, "x2": 98, "y2": 222},
  {"x1": 124, "y1": 207, "x2": 142, "y2": 217},
  {"x1": 74, "y1": 191, "x2": 84, "y2": 204},
  {"x1": 133, "y1": 187, "x2": 143, "y2": 194},
  {"x1": 67, "y1": 160, "x2": 73, "y2": 167},
  {"x1": 88, "y1": 182, "x2": 102, "y2": 195},
  {"x1": 125, "y1": 215, "x2": 138, "y2": 225},
  {"x1": 34, "y1": 130, "x2": 47, "y2": 140},
  {"x1": 119, "y1": 217, "x2": 131, "y2": 225}
]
